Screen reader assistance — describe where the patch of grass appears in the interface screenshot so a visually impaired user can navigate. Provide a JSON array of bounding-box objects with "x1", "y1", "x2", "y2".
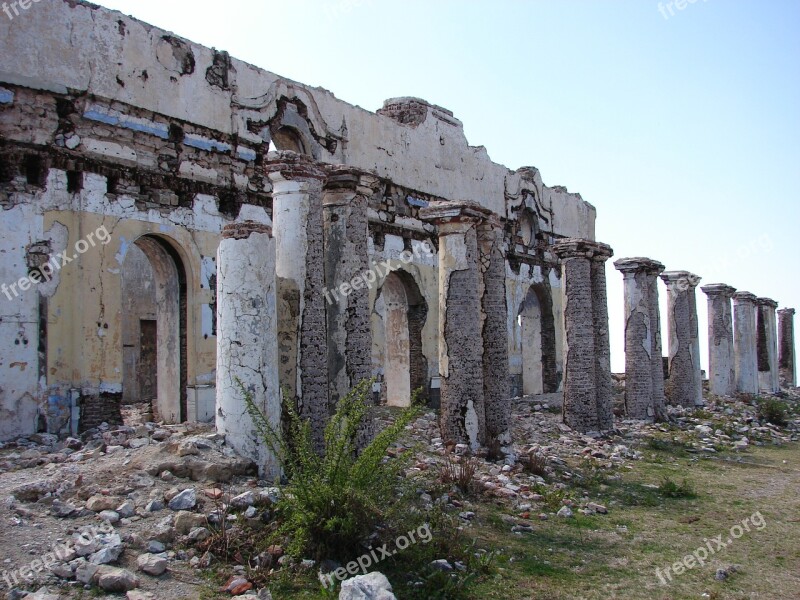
[
  {"x1": 645, "y1": 436, "x2": 690, "y2": 457},
  {"x1": 658, "y1": 475, "x2": 697, "y2": 499}
]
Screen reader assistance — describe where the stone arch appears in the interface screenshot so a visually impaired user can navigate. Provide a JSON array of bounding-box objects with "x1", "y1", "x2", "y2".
[
  {"x1": 375, "y1": 269, "x2": 428, "y2": 406},
  {"x1": 519, "y1": 282, "x2": 558, "y2": 395},
  {"x1": 121, "y1": 234, "x2": 189, "y2": 423}
]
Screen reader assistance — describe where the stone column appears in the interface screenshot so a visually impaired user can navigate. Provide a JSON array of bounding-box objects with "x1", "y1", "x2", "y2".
[
  {"x1": 216, "y1": 221, "x2": 280, "y2": 478},
  {"x1": 733, "y1": 291, "x2": 759, "y2": 394},
  {"x1": 552, "y1": 238, "x2": 614, "y2": 433},
  {"x1": 778, "y1": 308, "x2": 796, "y2": 387},
  {"x1": 478, "y1": 216, "x2": 511, "y2": 451},
  {"x1": 322, "y1": 166, "x2": 380, "y2": 403},
  {"x1": 701, "y1": 284, "x2": 737, "y2": 397},
  {"x1": 420, "y1": 202, "x2": 486, "y2": 449},
  {"x1": 660, "y1": 271, "x2": 703, "y2": 407},
  {"x1": 266, "y1": 151, "x2": 329, "y2": 452},
  {"x1": 591, "y1": 247, "x2": 614, "y2": 430},
  {"x1": 756, "y1": 297, "x2": 780, "y2": 394},
  {"x1": 614, "y1": 258, "x2": 667, "y2": 421}
]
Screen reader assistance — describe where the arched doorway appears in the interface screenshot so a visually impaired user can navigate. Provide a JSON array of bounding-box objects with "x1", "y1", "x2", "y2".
[
  {"x1": 519, "y1": 283, "x2": 558, "y2": 395},
  {"x1": 375, "y1": 270, "x2": 428, "y2": 407},
  {"x1": 121, "y1": 235, "x2": 188, "y2": 423}
]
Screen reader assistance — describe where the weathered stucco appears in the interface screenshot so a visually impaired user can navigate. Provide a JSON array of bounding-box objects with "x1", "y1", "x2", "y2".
[{"x1": 0, "y1": 1, "x2": 596, "y2": 449}]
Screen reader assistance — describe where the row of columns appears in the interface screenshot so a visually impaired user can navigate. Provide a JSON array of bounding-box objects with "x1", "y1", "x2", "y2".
[
  {"x1": 608, "y1": 256, "x2": 796, "y2": 427},
  {"x1": 216, "y1": 150, "x2": 797, "y2": 465}
]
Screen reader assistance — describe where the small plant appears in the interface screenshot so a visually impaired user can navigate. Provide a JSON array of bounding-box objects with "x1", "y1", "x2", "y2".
[
  {"x1": 521, "y1": 449, "x2": 548, "y2": 477},
  {"x1": 757, "y1": 397, "x2": 789, "y2": 427},
  {"x1": 241, "y1": 377, "x2": 420, "y2": 562},
  {"x1": 658, "y1": 476, "x2": 697, "y2": 499},
  {"x1": 440, "y1": 450, "x2": 479, "y2": 494}
]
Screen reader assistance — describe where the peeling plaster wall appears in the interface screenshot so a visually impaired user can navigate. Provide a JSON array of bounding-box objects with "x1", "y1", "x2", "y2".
[
  {"x1": 0, "y1": 0, "x2": 593, "y2": 441},
  {"x1": 0, "y1": 202, "x2": 47, "y2": 438},
  {"x1": 0, "y1": 164, "x2": 229, "y2": 438},
  {"x1": 0, "y1": 0, "x2": 595, "y2": 236}
]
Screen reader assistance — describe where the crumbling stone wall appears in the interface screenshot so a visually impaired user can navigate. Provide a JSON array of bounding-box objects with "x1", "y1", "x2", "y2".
[{"x1": 0, "y1": 1, "x2": 598, "y2": 447}]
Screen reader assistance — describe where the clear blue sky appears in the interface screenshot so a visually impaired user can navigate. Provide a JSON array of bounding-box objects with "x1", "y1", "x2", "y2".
[{"x1": 94, "y1": 0, "x2": 800, "y2": 373}]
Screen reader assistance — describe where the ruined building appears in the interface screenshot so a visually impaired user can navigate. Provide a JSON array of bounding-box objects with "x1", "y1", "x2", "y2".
[
  {"x1": 1, "y1": 3, "x2": 795, "y2": 469},
  {"x1": 0, "y1": 1, "x2": 596, "y2": 461}
]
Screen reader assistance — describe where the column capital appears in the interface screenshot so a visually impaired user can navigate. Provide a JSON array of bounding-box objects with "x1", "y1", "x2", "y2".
[
  {"x1": 778, "y1": 307, "x2": 796, "y2": 316},
  {"x1": 700, "y1": 283, "x2": 737, "y2": 298},
  {"x1": 756, "y1": 297, "x2": 778, "y2": 309},
  {"x1": 552, "y1": 238, "x2": 614, "y2": 262},
  {"x1": 419, "y1": 200, "x2": 494, "y2": 227},
  {"x1": 265, "y1": 150, "x2": 326, "y2": 184},
  {"x1": 733, "y1": 291, "x2": 757, "y2": 303},
  {"x1": 660, "y1": 270, "x2": 701, "y2": 289},
  {"x1": 613, "y1": 257, "x2": 664, "y2": 275}
]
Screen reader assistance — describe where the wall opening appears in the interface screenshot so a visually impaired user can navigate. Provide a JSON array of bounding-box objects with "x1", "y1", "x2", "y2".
[
  {"x1": 271, "y1": 126, "x2": 307, "y2": 155},
  {"x1": 121, "y1": 235, "x2": 188, "y2": 423},
  {"x1": 377, "y1": 270, "x2": 428, "y2": 407},
  {"x1": 519, "y1": 282, "x2": 558, "y2": 395}
]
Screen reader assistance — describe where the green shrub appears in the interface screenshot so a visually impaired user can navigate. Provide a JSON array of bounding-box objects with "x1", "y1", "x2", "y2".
[
  {"x1": 241, "y1": 378, "x2": 420, "y2": 562},
  {"x1": 757, "y1": 397, "x2": 789, "y2": 427}
]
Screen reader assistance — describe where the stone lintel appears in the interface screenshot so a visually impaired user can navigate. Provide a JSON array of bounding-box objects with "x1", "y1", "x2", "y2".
[
  {"x1": 613, "y1": 257, "x2": 664, "y2": 274},
  {"x1": 222, "y1": 221, "x2": 272, "y2": 240},
  {"x1": 265, "y1": 150, "x2": 326, "y2": 182},
  {"x1": 701, "y1": 283, "x2": 737, "y2": 297},
  {"x1": 419, "y1": 200, "x2": 494, "y2": 226},
  {"x1": 778, "y1": 308, "x2": 796, "y2": 316},
  {"x1": 756, "y1": 297, "x2": 779, "y2": 309},
  {"x1": 733, "y1": 291, "x2": 757, "y2": 303},
  {"x1": 552, "y1": 238, "x2": 613, "y2": 261},
  {"x1": 660, "y1": 270, "x2": 701, "y2": 288}
]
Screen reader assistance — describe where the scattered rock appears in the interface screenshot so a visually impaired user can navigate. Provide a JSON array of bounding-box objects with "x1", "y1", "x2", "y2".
[
  {"x1": 94, "y1": 566, "x2": 140, "y2": 592},
  {"x1": 137, "y1": 553, "x2": 168, "y2": 576},
  {"x1": 339, "y1": 572, "x2": 397, "y2": 600},
  {"x1": 168, "y1": 488, "x2": 197, "y2": 511}
]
